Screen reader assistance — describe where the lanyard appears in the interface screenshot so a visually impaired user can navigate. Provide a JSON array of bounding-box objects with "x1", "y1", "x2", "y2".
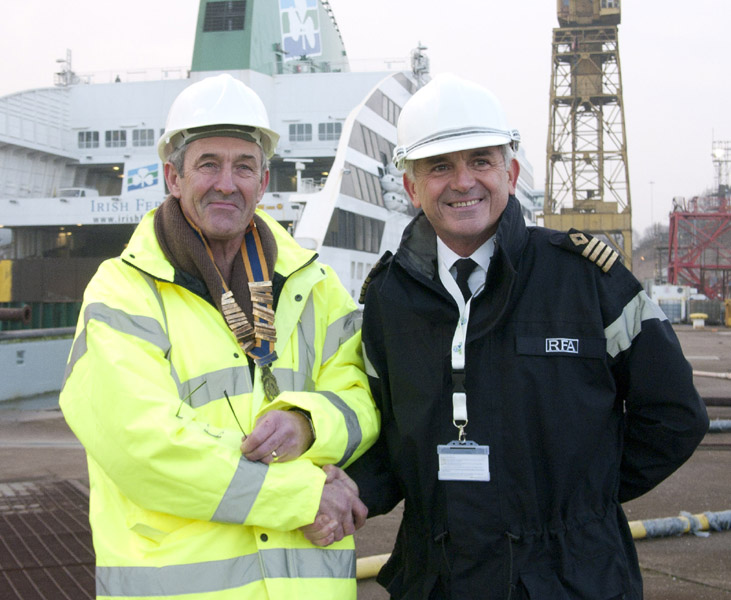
[
  {"x1": 438, "y1": 253, "x2": 485, "y2": 441},
  {"x1": 439, "y1": 268, "x2": 492, "y2": 483},
  {"x1": 451, "y1": 298, "x2": 471, "y2": 441}
]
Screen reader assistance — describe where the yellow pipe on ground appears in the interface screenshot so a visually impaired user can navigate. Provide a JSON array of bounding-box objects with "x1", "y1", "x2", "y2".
[
  {"x1": 356, "y1": 510, "x2": 731, "y2": 580},
  {"x1": 356, "y1": 553, "x2": 390, "y2": 580},
  {"x1": 693, "y1": 370, "x2": 731, "y2": 380},
  {"x1": 629, "y1": 510, "x2": 731, "y2": 540},
  {"x1": 629, "y1": 512, "x2": 713, "y2": 540}
]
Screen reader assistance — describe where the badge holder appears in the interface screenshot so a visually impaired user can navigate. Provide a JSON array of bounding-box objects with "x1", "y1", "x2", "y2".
[{"x1": 437, "y1": 388, "x2": 490, "y2": 482}]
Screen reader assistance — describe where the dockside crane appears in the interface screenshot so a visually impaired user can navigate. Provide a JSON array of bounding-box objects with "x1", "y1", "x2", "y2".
[{"x1": 543, "y1": 0, "x2": 633, "y2": 264}]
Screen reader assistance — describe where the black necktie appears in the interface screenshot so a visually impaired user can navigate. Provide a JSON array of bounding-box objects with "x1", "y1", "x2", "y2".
[{"x1": 454, "y1": 258, "x2": 476, "y2": 301}]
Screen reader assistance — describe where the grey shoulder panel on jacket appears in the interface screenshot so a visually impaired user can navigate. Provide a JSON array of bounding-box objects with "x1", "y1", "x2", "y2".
[
  {"x1": 359, "y1": 251, "x2": 393, "y2": 305},
  {"x1": 549, "y1": 228, "x2": 620, "y2": 274}
]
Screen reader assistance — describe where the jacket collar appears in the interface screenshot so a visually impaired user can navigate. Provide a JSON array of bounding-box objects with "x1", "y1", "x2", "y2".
[
  {"x1": 391, "y1": 195, "x2": 528, "y2": 333},
  {"x1": 397, "y1": 195, "x2": 529, "y2": 280},
  {"x1": 493, "y1": 195, "x2": 530, "y2": 269},
  {"x1": 121, "y1": 208, "x2": 318, "y2": 293}
]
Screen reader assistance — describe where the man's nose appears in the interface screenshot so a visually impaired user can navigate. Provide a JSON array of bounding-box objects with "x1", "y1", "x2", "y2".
[
  {"x1": 451, "y1": 162, "x2": 476, "y2": 192},
  {"x1": 214, "y1": 168, "x2": 236, "y2": 195}
]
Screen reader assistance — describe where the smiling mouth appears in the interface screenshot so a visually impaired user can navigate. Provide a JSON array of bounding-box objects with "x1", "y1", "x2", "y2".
[
  {"x1": 450, "y1": 198, "x2": 481, "y2": 208},
  {"x1": 206, "y1": 198, "x2": 241, "y2": 209}
]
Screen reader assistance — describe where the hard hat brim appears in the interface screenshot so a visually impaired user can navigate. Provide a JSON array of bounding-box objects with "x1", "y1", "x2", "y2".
[
  {"x1": 406, "y1": 133, "x2": 513, "y2": 162},
  {"x1": 157, "y1": 125, "x2": 280, "y2": 162}
]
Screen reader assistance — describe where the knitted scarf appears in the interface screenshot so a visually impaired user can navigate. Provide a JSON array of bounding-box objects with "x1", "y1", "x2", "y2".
[{"x1": 153, "y1": 195, "x2": 278, "y2": 338}]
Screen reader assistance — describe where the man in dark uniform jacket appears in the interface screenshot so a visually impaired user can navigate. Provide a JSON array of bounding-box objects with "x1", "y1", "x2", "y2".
[{"x1": 343, "y1": 74, "x2": 709, "y2": 600}]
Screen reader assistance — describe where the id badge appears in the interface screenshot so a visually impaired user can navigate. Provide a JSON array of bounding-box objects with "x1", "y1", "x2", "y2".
[{"x1": 437, "y1": 440, "x2": 490, "y2": 481}]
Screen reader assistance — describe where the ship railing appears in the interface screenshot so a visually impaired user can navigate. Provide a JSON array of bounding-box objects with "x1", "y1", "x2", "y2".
[{"x1": 72, "y1": 66, "x2": 190, "y2": 85}]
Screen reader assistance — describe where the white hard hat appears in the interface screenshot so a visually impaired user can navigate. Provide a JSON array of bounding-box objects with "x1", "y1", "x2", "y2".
[
  {"x1": 157, "y1": 74, "x2": 280, "y2": 162},
  {"x1": 393, "y1": 73, "x2": 520, "y2": 170}
]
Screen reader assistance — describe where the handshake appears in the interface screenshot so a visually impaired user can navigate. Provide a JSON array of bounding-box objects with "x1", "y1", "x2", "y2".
[
  {"x1": 301, "y1": 464, "x2": 368, "y2": 546},
  {"x1": 239, "y1": 409, "x2": 368, "y2": 546}
]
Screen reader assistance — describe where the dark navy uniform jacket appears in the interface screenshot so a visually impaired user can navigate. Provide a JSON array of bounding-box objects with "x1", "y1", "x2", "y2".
[{"x1": 348, "y1": 196, "x2": 709, "y2": 600}]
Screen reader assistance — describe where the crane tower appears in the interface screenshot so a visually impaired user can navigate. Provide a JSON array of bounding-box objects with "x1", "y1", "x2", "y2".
[{"x1": 544, "y1": 0, "x2": 633, "y2": 264}]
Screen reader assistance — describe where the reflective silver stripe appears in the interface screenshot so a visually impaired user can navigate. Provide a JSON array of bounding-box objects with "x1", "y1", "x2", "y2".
[
  {"x1": 139, "y1": 271, "x2": 170, "y2": 347},
  {"x1": 96, "y1": 548, "x2": 355, "y2": 596},
  {"x1": 212, "y1": 455, "x2": 267, "y2": 523},
  {"x1": 320, "y1": 390, "x2": 362, "y2": 468},
  {"x1": 259, "y1": 547, "x2": 355, "y2": 579},
  {"x1": 293, "y1": 296, "x2": 363, "y2": 466},
  {"x1": 362, "y1": 342, "x2": 378, "y2": 379},
  {"x1": 272, "y1": 367, "x2": 314, "y2": 392},
  {"x1": 605, "y1": 290, "x2": 668, "y2": 358},
  {"x1": 298, "y1": 296, "x2": 317, "y2": 378},
  {"x1": 180, "y1": 367, "x2": 253, "y2": 408},
  {"x1": 63, "y1": 302, "x2": 171, "y2": 385},
  {"x1": 63, "y1": 327, "x2": 88, "y2": 387},
  {"x1": 270, "y1": 295, "x2": 317, "y2": 392},
  {"x1": 322, "y1": 310, "x2": 361, "y2": 365},
  {"x1": 88, "y1": 301, "x2": 170, "y2": 351}
]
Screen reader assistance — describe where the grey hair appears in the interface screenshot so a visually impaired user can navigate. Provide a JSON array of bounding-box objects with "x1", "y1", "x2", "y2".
[
  {"x1": 166, "y1": 142, "x2": 269, "y2": 180},
  {"x1": 403, "y1": 143, "x2": 514, "y2": 179}
]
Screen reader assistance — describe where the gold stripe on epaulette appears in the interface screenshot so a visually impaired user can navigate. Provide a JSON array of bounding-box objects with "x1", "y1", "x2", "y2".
[
  {"x1": 596, "y1": 245, "x2": 614, "y2": 269},
  {"x1": 588, "y1": 240, "x2": 606, "y2": 262},
  {"x1": 569, "y1": 232, "x2": 618, "y2": 272},
  {"x1": 581, "y1": 237, "x2": 599, "y2": 258},
  {"x1": 599, "y1": 249, "x2": 619, "y2": 272}
]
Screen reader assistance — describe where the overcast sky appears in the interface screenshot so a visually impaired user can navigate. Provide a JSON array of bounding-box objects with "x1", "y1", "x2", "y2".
[{"x1": 1, "y1": 0, "x2": 729, "y2": 236}]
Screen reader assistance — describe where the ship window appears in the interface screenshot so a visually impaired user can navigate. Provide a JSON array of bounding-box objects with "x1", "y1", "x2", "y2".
[
  {"x1": 203, "y1": 1, "x2": 246, "y2": 32},
  {"x1": 318, "y1": 122, "x2": 342, "y2": 141},
  {"x1": 361, "y1": 125, "x2": 375, "y2": 158},
  {"x1": 349, "y1": 123, "x2": 395, "y2": 166},
  {"x1": 356, "y1": 169, "x2": 370, "y2": 203},
  {"x1": 381, "y1": 94, "x2": 399, "y2": 126},
  {"x1": 132, "y1": 129, "x2": 155, "y2": 147},
  {"x1": 340, "y1": 162, "x2": 385, "y2": 208},
  {"x1": 366, "y1": 90, "x2": 400, "y2": 126},
  {"x1": 105, "y1": 130, "x2": 127, "y2": 148},
  {"x1": 323, "y1": 208, "x2": 384, "y2": 253},
  {"x1": 289, "y1": 123, "x2": 312, "y2": 142},
  {"x1": 78, "y1": 131, "x2": 99, "y2": 149}
]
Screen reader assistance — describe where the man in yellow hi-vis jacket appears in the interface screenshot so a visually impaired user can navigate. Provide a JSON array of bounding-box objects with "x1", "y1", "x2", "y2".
[{"x1": 60, "y1": 74, "x2": 379, "y2": 600}]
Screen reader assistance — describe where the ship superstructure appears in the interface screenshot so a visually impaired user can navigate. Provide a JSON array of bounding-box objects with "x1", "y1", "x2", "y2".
[{"x1": 0, "y1": 0, "x2": 540, "y2": 328}]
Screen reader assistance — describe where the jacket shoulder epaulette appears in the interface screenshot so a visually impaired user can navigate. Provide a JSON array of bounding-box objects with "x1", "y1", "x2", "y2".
[
  {"x1": 551, "y1": 228, "x2": 620, "y2": 273},
  {"x1": 359, "y1": 251, "x2": 393, "y2": 304}
]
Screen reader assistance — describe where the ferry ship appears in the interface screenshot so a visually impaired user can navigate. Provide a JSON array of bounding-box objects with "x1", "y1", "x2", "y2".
[{"x1": 0, "y1": 0, "x2": 540, "y2": 402}]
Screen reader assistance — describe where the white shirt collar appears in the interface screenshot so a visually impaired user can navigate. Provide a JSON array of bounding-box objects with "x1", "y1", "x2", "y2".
[
  {"x1": 436, "y1": 236, "x2": 495, "y2": 307},
  {"x1": 437, "y1": 236, "x2": 495, "y2": 275}
]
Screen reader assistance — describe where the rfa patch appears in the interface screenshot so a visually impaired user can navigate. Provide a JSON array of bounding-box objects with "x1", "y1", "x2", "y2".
[{"x1": 545, "y1": 338, "x2": 579, "y2": 354}]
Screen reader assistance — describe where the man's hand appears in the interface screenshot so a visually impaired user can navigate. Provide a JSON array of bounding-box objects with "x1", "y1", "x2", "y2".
[
  {"x1": 240, "y1": 410, "x2": 313, "y2": 464},
  {"x1": 300, "y1": 465, "x2": 368, "y2": 546}
]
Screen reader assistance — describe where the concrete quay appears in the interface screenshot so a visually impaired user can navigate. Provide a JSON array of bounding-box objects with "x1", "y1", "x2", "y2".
[{"x1": 0, "y1": 325, "x2": 729, "y2": 599}]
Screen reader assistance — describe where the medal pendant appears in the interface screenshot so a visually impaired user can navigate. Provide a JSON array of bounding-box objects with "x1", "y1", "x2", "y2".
[{"x1": 261, "y1": 365, "x2": 280, "y2": 402}]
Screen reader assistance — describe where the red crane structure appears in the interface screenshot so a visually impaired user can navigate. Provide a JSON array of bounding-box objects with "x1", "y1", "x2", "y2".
[{"x1": 667, "y1": 141, "x2": 731, "y2": 300}]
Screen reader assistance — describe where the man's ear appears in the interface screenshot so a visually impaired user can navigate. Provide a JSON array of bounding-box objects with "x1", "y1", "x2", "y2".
[
  {"x1": 164, "y1": 162, "x2": 182, "y2": 199},
  {"x1": 403, "y1": 173, "x2": 421, "y2": 209},
  {"x1": 506, "y1": 158, "x2": 520, "y2": 195}
]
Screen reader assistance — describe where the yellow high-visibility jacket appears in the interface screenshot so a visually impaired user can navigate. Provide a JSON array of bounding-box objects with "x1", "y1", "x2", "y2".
[{"x1": 60, "y1": 208, "x2": 379, "y2": 600}]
